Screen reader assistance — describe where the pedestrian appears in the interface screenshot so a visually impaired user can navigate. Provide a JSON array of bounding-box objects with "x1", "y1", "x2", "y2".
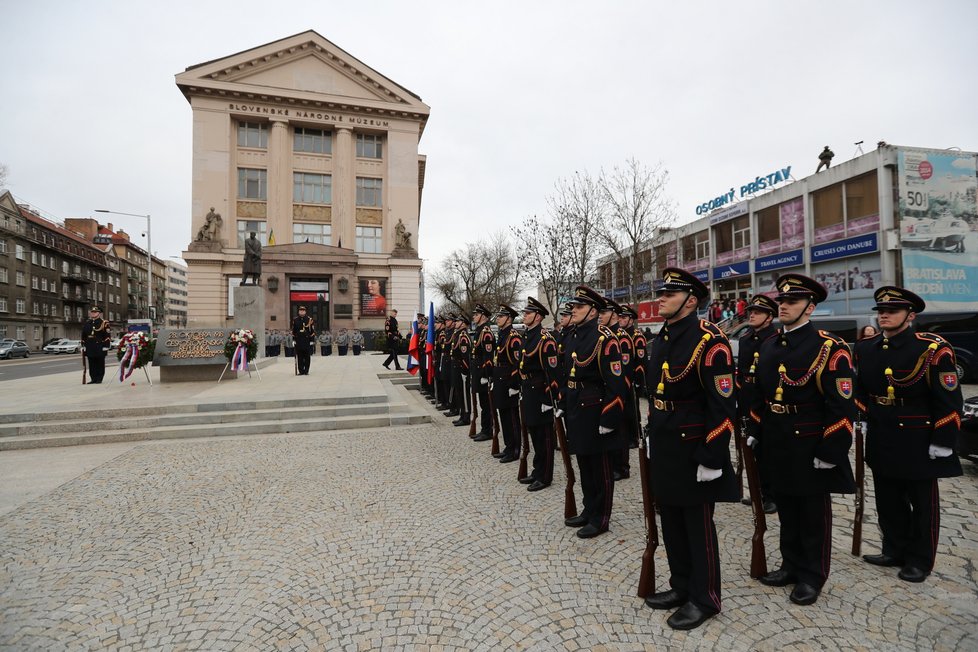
[
  {"x1": 736, "y1": 295, "x2": 779, "y2": 514},
  {"x1": 854, "y1": 286, "x2": 963, "y2": 583},
  {"x1": 471, "y1": 304, "x2": 496, "y2": 442},
  {"x1": 492, "y1": 305, "x2": 523, "y2": 464},
  {"x1": 291, "y1": 305, "x2": 316, "y2": 375},
  {"x1": 81, "y1": 306, "x2": 111, "y2": 384},
  {"x1": 858, "y1": 324, "x2": 878, "y2": 341},
  {"x1": 382, "y1": 309, "x2": 402, "y2": 370},
  {"x1": 748, "y1": 273, "x2": 856, "y2": 606},
  {"x1": 642, "y1": 269, "x2": 738, "y2": 630},
  {"x1": 559, "y1": 286, "x2": 627, "y2": 540},
  {"x1": 518, "y1": 297, "x2": 559, "y2": 491}
]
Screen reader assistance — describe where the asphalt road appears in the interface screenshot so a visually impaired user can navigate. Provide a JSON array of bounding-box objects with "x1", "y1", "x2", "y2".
[{"x1": 0, "y1": 353, "x2": 118, "y2": 382}]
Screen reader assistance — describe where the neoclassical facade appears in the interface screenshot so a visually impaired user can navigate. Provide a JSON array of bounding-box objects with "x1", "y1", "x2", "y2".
[{"x1": 176, "y1": 30, "x2": 429, "y2": 333}]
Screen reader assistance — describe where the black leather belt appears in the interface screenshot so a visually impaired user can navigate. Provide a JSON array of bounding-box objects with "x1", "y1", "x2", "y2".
[
  {"x1": 567, "y1": 380, "x2": 597, "y2": 389},
  {"x1": 653, "y1": 399, "x2": 695, "y2": 411},
  {"x1": 767, "y1": 401, "x2": 817, "y2": 414},
  {"x1": 869, "y1": 394, "x2": 907, "y2": 406}
]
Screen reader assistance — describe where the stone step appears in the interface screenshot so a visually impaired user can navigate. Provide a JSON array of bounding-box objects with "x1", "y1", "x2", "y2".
[
  {"x1": 0, "y1": 394, "x2": 389, "y2": 425},
  {"x1": 0, "y1": 403, "x2": 396, "y2": 438},
  {"x1": 0, "y1": 411, "x2": 431, "y2": 451}
]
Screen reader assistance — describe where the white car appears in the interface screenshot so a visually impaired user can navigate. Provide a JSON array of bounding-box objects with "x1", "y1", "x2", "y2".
[{"x1": 44, "y1": 339, "x2": 81, "y2": 354}]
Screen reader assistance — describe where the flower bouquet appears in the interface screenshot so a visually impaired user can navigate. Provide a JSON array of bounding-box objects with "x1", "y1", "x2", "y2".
[
  {"x1": 116, "y1": 331, "x2": 155, "y2": 382},
  {"x1": 225, "y1": 329, "x2": 258, "y2": 371}
]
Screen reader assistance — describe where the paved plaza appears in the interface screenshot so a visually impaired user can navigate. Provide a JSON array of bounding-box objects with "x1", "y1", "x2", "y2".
[{"x1": 1, "y1": 358, "x2": 977, "y2": 650}]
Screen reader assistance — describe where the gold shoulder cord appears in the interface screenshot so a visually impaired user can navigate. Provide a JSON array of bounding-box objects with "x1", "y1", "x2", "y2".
[
  {"x1": 656, "y1": 333, "x2": 711, "y2": 395},
  {"x1": 885, "y1": 342, "x2": 938, "y2": 397}
]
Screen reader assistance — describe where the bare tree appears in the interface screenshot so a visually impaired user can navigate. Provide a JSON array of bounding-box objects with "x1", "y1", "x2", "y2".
[
  {"x1": 597, "y1": 158, "x2": 677, "y2": 304},
  {"x1": 0, "y1": 163, "x2": 8, "y2": 189},
  {"x1": 550, "y1": 171, "x2": 604, "y2": 288},
  {"x1": 431, "y1": 232, "x2": 524, "y2": 315},
  {"x1": 511, "y1": 214, "x2": 567, "y2": 318}
]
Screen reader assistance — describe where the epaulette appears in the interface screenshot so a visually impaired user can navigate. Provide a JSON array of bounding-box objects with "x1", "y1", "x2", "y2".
[
  {"x1": 915, "y1": 331, "x2": 948, "y2": 345},
  {"x1": 699, "y1": 319, "x2": 726, "y2": 340},
  {"x1": 597, "y1": 325, "x2": 616, "y2": 339},
  {"x1": 817, "y1": 329, "x2": 847, "y2": 347}
]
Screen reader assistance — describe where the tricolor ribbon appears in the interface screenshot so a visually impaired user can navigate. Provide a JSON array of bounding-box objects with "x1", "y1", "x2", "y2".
[
  {"x1": 231, "y1": 342, "x2": 248, "y2": 372},
  {"x1": 119, "y1": 343, "x2": 139, "y2": 382}
]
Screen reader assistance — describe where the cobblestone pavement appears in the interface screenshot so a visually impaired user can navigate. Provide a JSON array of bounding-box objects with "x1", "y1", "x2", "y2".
[{"x1": 1, "y1": 420, "x2": 976, "y2": 651}]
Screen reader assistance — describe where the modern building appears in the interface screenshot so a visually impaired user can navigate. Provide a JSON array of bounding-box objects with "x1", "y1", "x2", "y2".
[
  {"x1": 176, "y1": 30, "x2": 429, "y2": 334},
  {"x1": 597, "y1": 144, "x2": 977, "y2": 319},
  {"x1": 166, "y1": 260, "x2": 189, "y2": 328}
]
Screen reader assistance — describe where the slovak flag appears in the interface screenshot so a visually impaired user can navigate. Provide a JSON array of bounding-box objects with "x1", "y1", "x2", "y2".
[
  {"x1": 426, "y1": 302, "x2": 436, "y2": 384},
  {"x1": 406, "y1": 320, "x2": 420, "y2": 376}
]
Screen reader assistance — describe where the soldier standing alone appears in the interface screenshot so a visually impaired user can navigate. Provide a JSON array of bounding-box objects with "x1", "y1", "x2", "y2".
[
  {"x1": 291, "y1": 306, "x2": 316, "y2": 375},
  {"x1": 81, "y1": 306, "x2": 111, "y2": 384}
]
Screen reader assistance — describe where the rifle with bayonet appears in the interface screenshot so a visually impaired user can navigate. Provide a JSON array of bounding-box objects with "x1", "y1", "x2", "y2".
[
  {"x1": 636, "y1": 418, "x2": 658, "y2": 598},
  {"x1": 740, "y1": 416, "x2": 768, "y2": 578},
  {"x1": 553, "y1": 413, "x2": 577, "y2": 518},
  {"x1": 852, "y1": 417, "x2": 864, "y2": 556}
]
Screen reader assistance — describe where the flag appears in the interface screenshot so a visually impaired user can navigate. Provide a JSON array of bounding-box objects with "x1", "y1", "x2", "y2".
[
  {"x1": 406, "y1": 320, "x2": 420, "y2": 376},
  {"x1": 268, "y1": 229, "x2": 276, "y2": 245},
  {"x1": 426, "y1": 302, "x2": 436, "y2": 385}
]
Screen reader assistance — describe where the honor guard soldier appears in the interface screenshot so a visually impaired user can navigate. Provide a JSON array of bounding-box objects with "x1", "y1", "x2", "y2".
[
  {"x1": 291, "y1": 306, "x2": 316, "y2": 375},
  {"x1": 614, "y1": 303, "x2": 645, "y2": 481},
  {"x1": 471, "y1": 304, "x2": 496, "y2": 442},
  {"x1": 442, "y1": 315, "x2": 462, "y2": 418},
  {"x1": 554, "y1": 307, "x2": 572, "y2": 347},
  {"x1": 518, "y1": 297, "x2": 560, "y2": 491},
  {"x1": 416, "y1": 313, "x2": 430, "y2": 396},
  {"x1": 81, "y1": 306, "x2": 111, "y2": 384},
  {"x1": 643, "y1": 269, "x2": 738, "y2": 630},
  {"x1": 451, "y1": 314, "x2": 472, "y2": 427},
  {"x1": 599, "y1": 298, "x2": 633, "y2": 482},
  {"x1": 435, "y1": 315, "x2": 453, "y2": 411},
  {"x1": 854, "y1": 287, "x2": 963, "y2": 583},
  {"x1": 748, "y1": 274, "x2": 855, "y2": 606},
  {"x1": 737, "y1": 295, "x2": 779, "y2": 513},
  {"x1": 559, "y1": 286, "x2": 628, "y2": 539},
  {"x1": 383, "y1": 310, "x2": 402, "y2": 370},
  {"x1": 492, "y1": 304, "x2": 523, "y2": 463}
]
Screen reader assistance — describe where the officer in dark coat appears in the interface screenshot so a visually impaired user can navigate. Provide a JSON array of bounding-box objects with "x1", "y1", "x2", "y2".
[
  {"x1": 748, "y1": 273, "x2": 856, "y2": 606},
  {"x1": 451, "y1": 314, "x2": 472, "y2": 427},
  {"x1": 558, "y1": 286, "x2": 628, "y2": 540},
  {"x1": 442, "y1": 315, "x2": 462, "y2": 418},
  {"x1": 611, "y1": 302, "x2": 644, "y2": 481},
  {"x1": 383, "y1": 310, "x2": 402, "y2": 370},
  {"x1": 434, "y1": 317, "x2": 449, "y2": 408},
  {"x1": 291, "y1": 306, "x2": 316, "y2": 375},
  {"x1": 737, "y1": 295, "x2": 778, "y2": 513},
  {"x1": 471, "y1": 304, "x2": 496, "y2": 441},
  {"x1": 854, "y1": 286, "x2": 963, "y2": 583},
  {"x1": 643, "y1": 269, "x2": 738, "y2": 630},
  {"x1": 492, "y1": 305, "x2": 523, "y2": 463},
  {"x1": 518, "y1": 297, "x2": 560, "y2": 491},
  {"x1": 81, "y1": 306, "x2": 111, "y2": 384}
]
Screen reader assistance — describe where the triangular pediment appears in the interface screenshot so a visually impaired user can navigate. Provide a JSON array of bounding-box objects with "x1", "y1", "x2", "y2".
[
  {"x1": 0, "y1": 191, "x2": 17, "y2": 214},
  {"x1": 176, "y1": 30, "x2": 429, "y2": 117}
]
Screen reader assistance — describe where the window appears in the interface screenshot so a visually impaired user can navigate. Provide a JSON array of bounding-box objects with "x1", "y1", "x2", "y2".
[
  {"x1": 237, "y1": 168, "x2": 268, "y2": 200},
  {"x1": 40, "y1": 254, "x2": 47, "y2": 267},
  {"x1": 16, "y1": 271, "x2": 25, "y2": 286},
  {"x1": 757, "y1": 205, "x2": 780, "y2": 245},
  {"x1": 64, "y1": 306, "x2": 70, "y2": 319},
  {"x1": 0, "y1": 239, "x2": 6, "y2": 254},
  {"x1": 294, "y1": 127, "x2": 331, "y2": 154},
  {"x1": 0, "y1": 267, "x2": 6, "y2": 283},
  {"x1": 356, "y1": 226, "x2": 382, "y2": 253},
  {"x1": 16, "y1": 326, "x2": 25, "y2": 340},
  {"x1": 237, "y1": 122, "x2": 268, "y2": 149},
  {"x1": 733, "y1": 216, "x2": 750, "y2": 250},
  {"x1": 236, "y1": 220, "x2": 268, "y2": 247},
  {"x1": 293, "y1": 173, "x2": 332, "y2": 204},
  {"x1": 714, "y1": 224, "x2": 732, "y2": 254},
  {"x1": 63, "y1": 261, "x2": 69, "y2": 274},
  {"x1": 31, "y1": 251, "x2": 38, "y2": 264},
  {"x1": 813, "y1": 184, "x2": 843, "y2": 228},
  {"x1": 356, "y1": 133, "x2": 382, "y2": 159},
  {"x1": 30, "y1": 275, "x2": 38, "y2": 289},
  {"x1": 16, "y1": 298, "x2": 26, "y2": 314},
  {"x1": 695, "y1": 231, "x2": 710, "y2": 261},
  {"x1": 32, "y1": 302, "x2": 39, "y2": 315},
  {"x1": 356, "y1": 177, "x2": 383, "y2": 207},
  {"x1": 293, "y1": 223, "x2": 332, "y2": 245},
  {"x1": 16, "y1": 244, "x2": 25, "y2": 260},
  {"x1": 33, "y1": 326, "x2": 41, "y2": 340},
  {"x1": 50, "y1": 281, "x2": 56, "y2": 294},
  {"x1": 845, "y1": 171, "x2": 880, "y2": 221},
  {"x1": 0, "y1": 325, "x2": 5, "y2": 337},
  {"x1": 0, "y1": 296, "x2": 7, "y2": 312},
  {"x1": 43, "y1": 303, "x2": 49, "y2": 316}
]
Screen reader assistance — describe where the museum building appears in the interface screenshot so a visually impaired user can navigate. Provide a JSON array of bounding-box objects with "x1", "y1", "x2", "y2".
[{"x1": 176, "y1": 30, "x2": 429, "y2": 332}]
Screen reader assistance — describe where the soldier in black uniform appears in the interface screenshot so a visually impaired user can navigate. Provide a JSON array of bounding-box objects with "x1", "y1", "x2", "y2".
[
  {"x1": 854, "y1": 287, "x2": 963, "y2": 583},
  {"x1": 471, "y1": 304, "x2": 495, "y2": 442},
  {"x1": 554, "y1": 307, "x2": 571, "y2": 346},
  {"x1": 81, "y1": 306, "x2": 111, "y2": 384},
  {"x1": 643, "y1": 269, "x2": 738, "y2": 630},
  {"x1": 291, "y1": 306, "x2": 316, "y2": 375},
  {"x1": 451, "y1": 314, "x2": 472, "y2": 427},
  {"x1": 518, "y1": 297, "x2": 560, "y2": 491},
  {"x1": 492, "y1": 305, "x2": 523, "y2": 463},
  {"x1": 736, "y1": 295, "x2": 778, "y2": 514},
  {"x1": 748, "y1": 273, "x2": 856, "y2": 606},
  {"x1": 434, "y1": 316, "x2": 449, "y2": 409},
  {"x1": 383, "y1": 309, "x2": 402, "y2": 370},
  {"x1": 558, "y1": 286, "x2": 628, "y2": 540},
  {"x1": 442, "y1": 315, "x2": 462, "y2": 418},
  {"x1": 620, "y1": 304, "x2": 647, "y2": 480}
]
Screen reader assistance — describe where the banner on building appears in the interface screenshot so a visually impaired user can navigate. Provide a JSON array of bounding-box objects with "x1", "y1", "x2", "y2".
[
  {"x1": 898, "y1": 148, "x2": 978, "y2": 311},
  {"x1": 359, "y1": 278, "x2": 388, "y2": 317}
]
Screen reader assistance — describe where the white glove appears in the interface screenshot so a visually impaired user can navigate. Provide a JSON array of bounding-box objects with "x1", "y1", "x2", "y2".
[
  {"x1": 541, "y1": 404, "x2": 553, "y2": 413},
  {"x1": 508, "y1": 388, "x2": 519, "y2": 397},
  {"x1": 599, "y1": 426, "x2": 614, "y2": 435},
  {"x1": 813, "y1": 458, "x2": 836, "y2": 469},
  {"x1": 554, "y1": 409, "x2": 564, "y2": 419},
  {"x1": 696, "y1": 465, "x2": 723, "y2": 482},
  {"x1": 746, "y1": 436, "x2": 758, "y2": 449},
  {"x1": 480, "y1": 377, "x2": 489, "y2": 386},
  {"x1": 928, "y1": 444, "x2": 953, "y2": 459}
]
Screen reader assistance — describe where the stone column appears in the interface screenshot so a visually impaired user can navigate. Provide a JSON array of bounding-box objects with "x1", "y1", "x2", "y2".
[
  {"x1": 267, "y1": 118, "x2": 291, "y2": 246},
  {"x1": 334, "y1": 127, "x2": 355, "y2": 250}
]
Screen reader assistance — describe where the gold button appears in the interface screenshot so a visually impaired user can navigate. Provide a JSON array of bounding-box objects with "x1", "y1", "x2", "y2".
[
  {"x1": 883, "y1": 345, "x2": 889, "y2": 350},
  {"x1": 795, "y1": 430, "x2": 800, "y2": 435},
  {"x1": 664, "y1": 335, "x2": 669, "y2": 341},
  {"x1": 681, "y1": 433, "x2": 686, "y2": 438},
  {"x1": 925, "y1": 421, "x2": 931, "y2": 425},
  {"x1": 899, "y1": 423, "x2": 903, "y2": 427},
  {"x1": 781, "y1": 341, "x2": 787, "y2": 347}
]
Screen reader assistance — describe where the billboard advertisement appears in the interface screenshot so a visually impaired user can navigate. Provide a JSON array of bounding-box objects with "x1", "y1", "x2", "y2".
[
  {"x1": 898, "y1": 148, "x2": 978, "y2": 311},
  {"x1": 359, "y1": 278, "x2": 388, "y2": 317}
]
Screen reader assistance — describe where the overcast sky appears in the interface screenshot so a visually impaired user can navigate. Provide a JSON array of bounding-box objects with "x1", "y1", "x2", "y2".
[{"x1": 2, "y1": 1, "x2": 975, "y2": 283}]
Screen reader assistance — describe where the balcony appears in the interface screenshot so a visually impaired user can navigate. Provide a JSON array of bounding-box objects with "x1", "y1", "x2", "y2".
[{"x1": 61, "y1": 273, "x2": 91, "y2": 284}]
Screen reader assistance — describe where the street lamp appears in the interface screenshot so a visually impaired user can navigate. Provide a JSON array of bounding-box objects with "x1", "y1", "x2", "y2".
[{"x1": 95, "y1": 209, "x2": 153, "y2": 323}]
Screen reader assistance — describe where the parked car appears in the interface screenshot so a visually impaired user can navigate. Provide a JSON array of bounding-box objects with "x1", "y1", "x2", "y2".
[
  {"x1": 961, "y1": 396, "x2": 978, "y2": 464},
  {"x1": 42, "y1": 338, "x2": 66, "y2": 353},
  {"x1": 0, "y1": 340, "x2": 30, "y2": 359},
  {"x1": 43, "y1": 339, "x2": 81, "y2": 354}
]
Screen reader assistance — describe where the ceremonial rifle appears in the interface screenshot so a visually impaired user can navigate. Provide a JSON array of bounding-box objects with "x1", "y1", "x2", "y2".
[
  {"x1": 553, "y1": 413, "x2": 577, "y2": 518},
  {"x1": 487, "y1": 384, "x2": 501, "y2": 456},
  {"x1": 852, "y1": 417, "x2": 865, "y2": 556},
  {"x1": 517, "y1": 398, "x2": 529, "y2": 481},
  {"x1": 734, "y1": 419, "x2": 745, "y2": 501},
  {"x1": 636, "y1": 420, "x2": 658, "y2": 598},
  {"x1": 81, "y1": 347, "x2": 88, "y2": 385},
  {"x1": 468, "y1": 372, "x2": 479, "y2": 437},
  {"x1": 740, "y1": 416, "x2": 768, "y2": 578}
]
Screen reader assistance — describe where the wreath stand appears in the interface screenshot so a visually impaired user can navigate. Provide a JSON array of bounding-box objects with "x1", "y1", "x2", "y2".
[
  {"x1": 112, "y1": 366, "x2": 153, "y2": 386},
  {"x1": 217, "y1": 359, "x2": 262, "y2": 383}
]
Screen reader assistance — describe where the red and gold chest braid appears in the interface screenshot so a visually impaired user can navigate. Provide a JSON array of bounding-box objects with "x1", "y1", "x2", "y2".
[{"x1": 655, "y1": 332, "x2": 712, "y2": 395}]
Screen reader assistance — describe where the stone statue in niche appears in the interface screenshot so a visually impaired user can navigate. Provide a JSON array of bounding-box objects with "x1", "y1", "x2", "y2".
[
  {"x1": 394, "y1": 218, "x2": 413, "y2": 250},
  {"x1": 195, "y1": 208, "x2": 222, "y2": 242}
]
